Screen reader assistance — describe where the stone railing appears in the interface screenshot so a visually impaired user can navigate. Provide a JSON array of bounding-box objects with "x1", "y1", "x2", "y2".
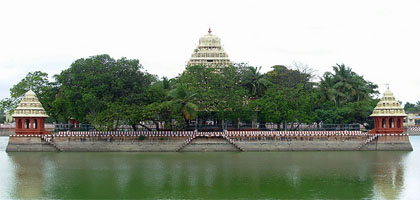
[
  {"x1": 53, "y1": 130, "x2": 370, "y2": 137},
  {"x1": 9, "y1": 130, "x2": 410, "y2": 138}
]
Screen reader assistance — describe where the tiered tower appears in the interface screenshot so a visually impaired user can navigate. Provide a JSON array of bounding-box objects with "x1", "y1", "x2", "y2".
[
  {"x1": 369, "y1": 88, "x2": 406, "y2": 134},
  {"x1": 12, "y1": 90, "x2": 50, "y2": 135},
  {"x1": 187, "y1": 28, "x2": 232, "y2": 68}
]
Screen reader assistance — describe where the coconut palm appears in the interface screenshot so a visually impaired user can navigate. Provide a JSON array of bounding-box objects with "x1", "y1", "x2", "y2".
[
  {"x1": 242, "y1": 66, "x2": 269, "y2": 98},
  {"x1": 169, "y1": 85, "x2": 198, "y2": 128},
  {"x1": 319, "y1": 64, "x2": 377, "y2": 107}
]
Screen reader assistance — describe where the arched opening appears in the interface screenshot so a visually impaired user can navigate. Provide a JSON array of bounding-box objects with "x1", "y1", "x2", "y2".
[
  {"x1": 25, "y1": 119, "x2": 30, "y2": 129},
  {"x1": 382, "y1": 118, "x2": 386, "y2": 128},
  {"x1": 33, "y1": 119, "x2": 37, "y2": 129},
  {"x1": 397, "y1": 118, "x2": 401, "y2": 128},
  {"x1": 389, "y1": 118, "x2": 394, "y2": 128}
]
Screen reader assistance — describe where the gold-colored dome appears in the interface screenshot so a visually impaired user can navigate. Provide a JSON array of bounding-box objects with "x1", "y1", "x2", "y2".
[
  {"x1": 11, "y1": 90, "x2": 49, "y2": 118},
  {"x1": 370, "y1": 89, "x2": 406, "y2": 117}
]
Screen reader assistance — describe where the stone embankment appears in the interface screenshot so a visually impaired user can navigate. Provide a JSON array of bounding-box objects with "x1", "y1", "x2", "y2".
[
  {"x1": 406, "y1": 126, "x2": 420, "y2": 136},
  {"x1": 6, "y1": 131, "x2": 413, "y2": 152}
]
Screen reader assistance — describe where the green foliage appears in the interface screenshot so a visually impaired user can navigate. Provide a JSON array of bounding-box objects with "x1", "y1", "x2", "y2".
[
  {"x1": 266, "y1": 64, "x2": 314, "y2": 90},
  {"x1": 0, "y1": 71, "x2": 50, "y2": 113},
  {"x1": 238, "y1": 64, "x2": 269, "y2": 98},
  {"x1": 257, "y1": 86, "x2": 318, "y2": 125},
  {"x1": 177, "y1": 65, "x2": 250, "y2": 122},
  {"x1": 404, "y1": 101, "x2": 420, "y2": 113},
  {"x1": 0, "y1": 71, "x2": 62, "y2": 122},
  {"x1": 316, "y1": 64, "x2": 379, "y2": 125},
  {"x1": 2, "y1": 57, "x2": 381, "y2": 130},
  {"x1": 169, "y1": 84, "x2": 198, "y2": 124},
  {"x1": 55, "y1": 54, "x2": 155, "y2": 130}
]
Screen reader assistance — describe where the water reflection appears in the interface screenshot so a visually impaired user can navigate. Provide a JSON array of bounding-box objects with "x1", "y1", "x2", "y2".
[
  {"x1": 10, "y1": 153, "x2": 47, "y2": 199},
  {"x1": 372, "y1": 152, "x2": 408, "y2": 199},
  {"x1": 3, "y1": 137, "x2": 417, "y2": 199}
]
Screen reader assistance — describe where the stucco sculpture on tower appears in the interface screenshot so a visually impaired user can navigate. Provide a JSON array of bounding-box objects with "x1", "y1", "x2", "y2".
[
  {"x1": 12, "y1": 90, "x2": 50, "y2": 135},
  {"x1": 369, "y1": 88, "x2": 406, "y2": 134},
  {"x1": 187, "y1": 28, "x2": 232, "y2": 68}
]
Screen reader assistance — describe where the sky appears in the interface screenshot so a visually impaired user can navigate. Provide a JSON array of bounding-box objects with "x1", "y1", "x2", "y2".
[{"x1": 0, "y1": 0, "x2": 419, "y2": 103}]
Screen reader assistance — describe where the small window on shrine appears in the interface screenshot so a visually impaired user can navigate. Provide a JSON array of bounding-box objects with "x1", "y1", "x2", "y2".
[
  {"x1": 25, "y1": 119, "x2": 30, "y2": 129},
  {"x1": 389, "y1": 118, "x2": 394, "y2": 128},
  {"x1": 18, "y1": 119, "x2": 22, "y2": 129}
]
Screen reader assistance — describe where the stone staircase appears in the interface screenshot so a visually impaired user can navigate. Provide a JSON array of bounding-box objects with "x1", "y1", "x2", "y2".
[
  {"x1": 222, "y1": 135, "x2": 244, "y2": 152},
  {"x1": 41, "y1": 135, "x2": 62, "y2": 152},
  {"x1": 176, "y1": 134, "x2": 197, "y2": 152},
  {"x1": 357, "y1": 134, "x2": 379, "y2": 150}
]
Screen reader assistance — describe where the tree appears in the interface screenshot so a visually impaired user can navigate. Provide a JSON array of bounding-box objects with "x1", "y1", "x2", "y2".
[
  {"x1": 266, "y1": 64, "x2": 314, "y2": 90},
  {"x1": 319, "y1": 64, "x2": 378, "y2": 107},
  {"x1": 239, "y1": 65, "x2": 269, "y2": 98},
  {"x1": 0, "y1": 71, "x2": 60, "y2": 122},
  {"x1": 55, "y1": 54, "x2": 154, "y2": 130},
  {"x1": 404, "y1": 101, "x2": 420, "y2": 113},
  {"x1": 316, "y1": 64, "x2": 379, "y2": 126},
  {"x1": 176, "y1": 65, "x2": 250, "y2": 123},
  {"x1": 169, "y1": 84, "x2": 198, "y2": 128},
  {"x1": 257, "y1": 86, "x2": 318, "y2": 129}
]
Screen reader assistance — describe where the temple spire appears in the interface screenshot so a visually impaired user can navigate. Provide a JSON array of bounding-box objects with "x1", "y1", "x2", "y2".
[{"x1": 187, "y1": 28, "x2": 232, "y2": 68}]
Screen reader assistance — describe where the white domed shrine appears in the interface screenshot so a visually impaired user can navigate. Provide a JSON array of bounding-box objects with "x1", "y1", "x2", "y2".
[
  {"x1": 12, "y1": 90, "x2": 50, "y2": 135},
  {"x1": 369, "y1": 88, "x2": 406, "y2": 134},
  {"x1": 187, "y1": 28, "x2": 232, "y2": 68}
]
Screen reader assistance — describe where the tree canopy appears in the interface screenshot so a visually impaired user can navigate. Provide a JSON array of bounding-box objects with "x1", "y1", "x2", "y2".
[{"x1": 0, "y1": 55, "x2": 382, "y2": 131}]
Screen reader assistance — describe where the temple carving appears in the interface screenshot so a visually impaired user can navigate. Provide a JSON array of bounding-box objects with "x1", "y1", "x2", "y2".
[
  {"x1": 369, "y1": 88, "x2": 406, "y2": 134},
  {"x1": 187, "y1": 28, "x2": 232, "y2": 68},
  {"x1": 12, "y1": 90, "x2": 50, "y2": 135}
]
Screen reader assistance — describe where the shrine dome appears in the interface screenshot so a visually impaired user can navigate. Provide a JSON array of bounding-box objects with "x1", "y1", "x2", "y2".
[
  {"x1": 198, "y1": 28, "x2": 222, "y2": 47},
  {"x1": 370, "y1": 89, "x2": 406, "y2": 117},
  {"x1": 12, "y1": 90, "x2": 49, "y2": 118}
]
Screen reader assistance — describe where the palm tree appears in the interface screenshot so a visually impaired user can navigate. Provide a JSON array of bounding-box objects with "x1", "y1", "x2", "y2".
[
  {"x1": 319, "y1": 64, "x2": 377, "y2": 107},
  {"x1": 319, "y1": 73, "x2": 338, "y2": 105},
  {"x1": 331, "y1": 64, "x2": 357, "y2": 107},
  {"x1": 242, "y1": 66, "x2": 268, "y2": 98},
  {"x1": 169, "y1": 85, "x2": 198, "y2": 128}
]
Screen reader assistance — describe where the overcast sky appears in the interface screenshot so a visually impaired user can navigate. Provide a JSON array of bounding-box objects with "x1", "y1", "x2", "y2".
[{"x1": 0, "y1": 0, "x2": 419, "y2": 103}]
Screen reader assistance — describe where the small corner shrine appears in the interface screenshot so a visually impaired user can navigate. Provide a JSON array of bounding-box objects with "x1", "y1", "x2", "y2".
[
  {"x1": 369, "y1": 88, "x2": 406, "y2": 134},
  {"x1": 11, "y1": 90, "x2": 50, "y2": 135}
]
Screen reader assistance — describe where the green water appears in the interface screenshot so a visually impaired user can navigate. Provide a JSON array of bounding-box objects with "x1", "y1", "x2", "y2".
[{"x1": 0, "y1": 137, "x2": 419, "y2": 199}]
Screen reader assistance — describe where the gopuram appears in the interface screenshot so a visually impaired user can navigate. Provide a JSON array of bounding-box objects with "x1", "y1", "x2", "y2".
[{"x1": 187, "y1": 28, "x2": 232, "y2": 68}]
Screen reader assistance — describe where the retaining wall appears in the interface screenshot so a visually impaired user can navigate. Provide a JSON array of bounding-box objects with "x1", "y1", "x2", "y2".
[
  {"x1": 5, "y1": 131, "x2": 413, "y2": 152},
  {"x1": 6, "y1": 136, "x2": 58, "y2": 152}
]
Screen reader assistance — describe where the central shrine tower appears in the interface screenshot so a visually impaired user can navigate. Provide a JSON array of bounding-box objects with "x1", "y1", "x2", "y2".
[{"x1": 187, "y1": 28, "x2": 232, "y2": 68}]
